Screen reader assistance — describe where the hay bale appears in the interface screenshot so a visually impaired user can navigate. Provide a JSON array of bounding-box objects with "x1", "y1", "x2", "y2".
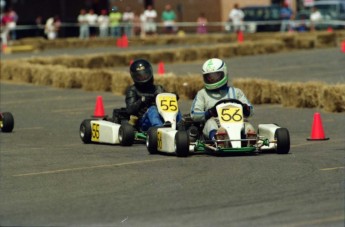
[{"x1": 321, "y1": 84, "x2": 345, "y2": 112}]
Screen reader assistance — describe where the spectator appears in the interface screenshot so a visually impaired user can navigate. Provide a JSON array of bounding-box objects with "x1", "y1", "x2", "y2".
[
  {"x1": 78, "y1": 9, "x2": 89, "y2": 39},
  {"x1": 280, "y1": 2, "x2": 293, "y2": 32},
  {"x1": 122, "y1": 6, "x2": 135, "y2": 37},
  {"x1": 229, "y1": 3, "x2": 245, "y2": 33},
  {"x1": 196, "y1": 12, "x2": 208, "y2": 34},
  {"x1": 139, "y1": 10, "x2": 147, "y2": 38},
  {"x1": 109, "y1": 6, "x2": 122, "y2": 38},
  {"x1": 44, "y1": 17, "x2": 56, "y2": 40},
  {"x1": 133, "y1": 11, "x2": 142, "y2": 37},
  {"x1": 7, "y1": 7, "x2": 18, "y2": 40},
  {"x1": 143, "y1": 5, "x2": 157, "y2": 36},
  {"x1": 1, "y1": 10, "x2": 11, "y2": 45},
  {"x1": 161, "y1": 4, "x2": 177, "y2": 34},
  {"x1": 98, "y1": 9, "x2": 109, "y2": 37},
  {"x1": 310, "y1": 6, "x2": 322, "y2": 31},
  {"x1": 35, "y1": 16, "x2": 44, "y2": 37},
  {"x1": 53, "y1": 15, "x2": 61, "y2": 38},
  {"x1": 87, "y1": 9, "x2": 98, "y2": 37}
]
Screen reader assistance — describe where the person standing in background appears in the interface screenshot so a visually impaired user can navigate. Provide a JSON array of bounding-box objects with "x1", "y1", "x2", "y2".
[
  {"x1": 87, "y1": 9, "x2": 98, "y2": 37},
  {"x1": 196, "y1": 12, "x2": 208, "y2": 34},
  {"x1": 143, "y1": 5, "x2": 157, "y2": 36},
  {"x1": 109, "y1": 6, "x2": 122, "y2": 38},
  {"x1": 78, "y1": 9, "x2": 89, "y2": 39},
  {"x1": 280, "y1": 2, "x2": 293, "y2": 32},
  {"x1": 98, "y1": 9, "x2": 109, "y2": 37},
  {"x1": 122, "y1": 6, "x2": 134, "y2": 37},
  {"x1": 310, "y1": 6, "x2": 322, "y2": 31},
  {"x1": 161, "y1": 4, "x2": 177, "y2": 34},
  {"x1": 7, "y1": 7, "x2": 18, "y2": 41},
  {"x1": 228, "y1": 3, "x2": 245, "y2": 33}
]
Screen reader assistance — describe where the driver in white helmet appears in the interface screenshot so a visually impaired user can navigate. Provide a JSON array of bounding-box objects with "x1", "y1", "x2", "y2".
[{"x1": 190, "y1": 58, "x2": 255, "y2": 140}]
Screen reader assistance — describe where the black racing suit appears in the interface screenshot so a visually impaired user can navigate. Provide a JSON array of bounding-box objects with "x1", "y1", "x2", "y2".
[{"x1": 125, "y1": 83, "x2": 165, "y2": 119}]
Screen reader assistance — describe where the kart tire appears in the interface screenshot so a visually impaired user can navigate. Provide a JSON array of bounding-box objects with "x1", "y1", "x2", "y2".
[
  {"x1": 175, "y1": 130, "x2": 190, "y2": 157},
  {"x1": 80, "y1": 120, "x2": 92, "y2": 144},
  {"x1": 119, "y1": 123, "x2": 135, "y2": 146},
  {"x1": 146, "y1": 127, "x2": 158, "y2": 154},
  {"x1": 275, "y1": 128, "x2": 290, "y2": 154},
  {"x1": 1, "y1": 112, "x2": 14, "y2": 133}
]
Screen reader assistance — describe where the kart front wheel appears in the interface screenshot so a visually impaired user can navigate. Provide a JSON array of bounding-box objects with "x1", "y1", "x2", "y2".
[
  {"x1": 80, "y1": 120, "x2": 92, "y2": 143},
  {"x1": 146, "y1": 127, "x2": 158, "y2": 154},
  {"x1": 275, "y1": 128, "x2": 290, "y2": 154},
  {"x1": 119, "y1": 123, "x2": 135, "y2": 146},
  {"x1": 175, "y1": 130, "x2": 190, "y2": 157},
  {"x1": 1, "y1": 112, "x2": 14, "y2": 133}
]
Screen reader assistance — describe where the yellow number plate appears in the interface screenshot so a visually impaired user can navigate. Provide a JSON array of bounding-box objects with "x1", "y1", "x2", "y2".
[
  {"x1": 157, "y1": 130, "x2": 162, "y2": 150},
  {"x1": 91, "y1": 123, "x2": 100, "y2": 142},
  {"x1": 157, "y1": 96, "x2": 178, "y2": 113},
  {"x1": 218, "y1": 107, "x2": 243, "y2": 124}
]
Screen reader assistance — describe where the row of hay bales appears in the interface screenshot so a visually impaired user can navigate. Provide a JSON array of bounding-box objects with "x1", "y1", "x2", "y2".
[
  {"x1": 1, "y1": 61, "x2": 344, "y2": 113},
  {"x1": 13, "y1": 30, "x2": 345, "y2": 51}
]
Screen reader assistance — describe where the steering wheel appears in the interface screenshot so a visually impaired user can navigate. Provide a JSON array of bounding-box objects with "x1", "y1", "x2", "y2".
[{"x1": 213, "y1": 98, "x2": 244, "y2": 108}]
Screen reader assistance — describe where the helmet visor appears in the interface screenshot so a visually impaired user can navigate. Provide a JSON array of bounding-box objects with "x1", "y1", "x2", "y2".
[
  {"x1": 132, "y1": 70, "x2": 152, "y2": 82},
  {"x1": 203, "y1": 72, "x2": 225, "y2": 84}
]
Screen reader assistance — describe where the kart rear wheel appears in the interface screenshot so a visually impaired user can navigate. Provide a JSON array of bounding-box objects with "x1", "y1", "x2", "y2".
[
  {"x1": 80, "y1": 120, "x2": 92, "y2": 143},
  {"x1": 1, "y1": 112, "x2": 14, "y2": 133},
  {"x1": 146, "y1": 127, "x2": 158, "y2": 154},
  {"x1": 119, "y1": 123, "x2": 135, "y2": 146},
  {"x1": 275, "y1": 128, "x2": 290, "y2": 154},
  {"x1": 175, "y1": 130, "x2": 190, "y2": 157}
]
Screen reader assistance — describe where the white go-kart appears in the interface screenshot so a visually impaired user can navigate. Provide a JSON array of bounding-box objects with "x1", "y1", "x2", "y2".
[{"x1": 147, "y1": 97, "x2": 290, "y2": 157}]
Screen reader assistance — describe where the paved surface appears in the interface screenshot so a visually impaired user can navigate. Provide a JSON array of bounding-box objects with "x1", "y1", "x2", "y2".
[{"x1": 1, "y1": 47, "x2": 344, "y2": 226}]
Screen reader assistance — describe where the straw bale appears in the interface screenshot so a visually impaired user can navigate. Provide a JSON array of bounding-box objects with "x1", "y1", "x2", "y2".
[{"x1": 320, "y1": 84, "x2": 345, "y2": 112}]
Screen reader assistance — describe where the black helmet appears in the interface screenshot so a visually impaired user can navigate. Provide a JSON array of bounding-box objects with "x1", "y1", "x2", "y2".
[{"x1": 129, "y1": 59, "x2": 154, "y2": 84}]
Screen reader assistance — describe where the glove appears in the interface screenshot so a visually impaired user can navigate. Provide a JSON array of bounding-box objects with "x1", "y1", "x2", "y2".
[
  {"x1": 141, "y1": 95, "x2": 154, "y2": 105},
  {"x1": 242, "y1": 103, "x2": 251, "y2": 117},
  {"x1": 205, "y1": 106, "x2": 218, "y2": 120}
]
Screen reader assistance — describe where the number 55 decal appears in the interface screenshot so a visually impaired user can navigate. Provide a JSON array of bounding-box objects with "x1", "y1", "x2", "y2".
[
  {"x1": 219, "y1": 107, "x2": 243, "y2": 124},
  {"x1": 158, "y1": 96, "x2": 178, "y2": 112},
  {"x1": 91, "y1": 123, "x2": 100, "y2": 142}
]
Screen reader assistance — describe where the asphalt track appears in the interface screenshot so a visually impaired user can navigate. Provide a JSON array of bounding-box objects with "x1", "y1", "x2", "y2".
[{"x1": 1, "y1": 47, "x2": 345, "y2": 226}]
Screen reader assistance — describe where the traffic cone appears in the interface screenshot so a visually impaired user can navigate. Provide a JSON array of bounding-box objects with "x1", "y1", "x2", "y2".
[
  {"x1": 307, "y1": 112, "x2": 329, "y2": 141},
  {"x1": 116, "y1": 37, "x2": 122, "y2": 47},
  {"x1": 327, "y1": 26, "x2": 333, "y2": 32},
  {"x1": 237, "y1": 31, "x2": 244, "y2": 43},
  {"x1": 121, "y1": 35, "x2": 128, "y2": 48},
  {"x1": 157, "y1": 61, "x2": 165, "y2": 75},
  {"x1": 341, "y1": 41, "x2": 345, "y2": 53},
  {"x1": 129, "y1": 59, "x2": 134, "y2": 66},
  {"x1": 92, "y1": 96, "x2": 106, "y2": 118}
]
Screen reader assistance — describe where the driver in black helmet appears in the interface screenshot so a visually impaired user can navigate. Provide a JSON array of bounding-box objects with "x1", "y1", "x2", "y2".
[{"x1": 126, "y1": 59, "x2": 181, "y2": 131}]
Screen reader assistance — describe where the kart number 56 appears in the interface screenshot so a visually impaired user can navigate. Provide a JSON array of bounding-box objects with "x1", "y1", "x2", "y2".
[
  {"x1": 219, "y1": 107, "x2": 243, "y2": 124},
  {"x1": 91, "y1": 123, "x2": 100, "y2": 142}
]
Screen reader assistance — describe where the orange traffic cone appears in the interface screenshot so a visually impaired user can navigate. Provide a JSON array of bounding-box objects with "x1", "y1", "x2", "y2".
[
  {"x1": 129, "y1": 59, "x2": 134, "y2": 66},
  {"x1": 341, "y1": 41, "x2": 345, "y2": 53},
  {"x1": 237, "y1": 31, "x2": 244, "y2": 43},
  {"x1": 116, "y1": 37, "x2": 122, "y2": 47},
  {"x1": 93, "y1": 96, "x2": 106, "y2": 118},
  {"x1": 121, "y1": 35, "x2": 128, "y2": 48},
  {"x1": 157, "y1": 61, "x2": 165, "y2": 75},
  {"x1": 307, "y1": 112, "x2": 329, "y2": 141},
  {"x1": 327, "y1": 26, "x2": 333, "y2": 32}
]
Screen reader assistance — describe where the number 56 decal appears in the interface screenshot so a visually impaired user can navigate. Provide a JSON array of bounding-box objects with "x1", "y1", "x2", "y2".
[
  {"x1": 219, "y1": 107, "x2": 243, "y2": 124},
  {"x1": 157, "y1": 96, "x2": 178, "y2": 112}
]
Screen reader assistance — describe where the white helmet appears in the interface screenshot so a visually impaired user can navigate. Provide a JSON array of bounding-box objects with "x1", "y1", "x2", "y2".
[{"x1": 202, "y1": 58, "x2": 228, "y2": 90}]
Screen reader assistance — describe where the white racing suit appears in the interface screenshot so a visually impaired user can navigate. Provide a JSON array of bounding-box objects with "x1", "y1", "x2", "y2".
[{"x1": 190, "y1": 86, "x2": 254, "y2": 139}]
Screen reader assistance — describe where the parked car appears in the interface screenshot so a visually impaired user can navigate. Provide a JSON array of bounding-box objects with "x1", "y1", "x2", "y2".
[
  {"x1": 241, "y1": 5, "x2": 282, "y2": 33},
  {"x1": 312, "y1": 0, "x2": 345, "y2": 29}
]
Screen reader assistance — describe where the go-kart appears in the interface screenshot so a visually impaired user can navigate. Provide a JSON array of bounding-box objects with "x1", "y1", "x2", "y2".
[
  {"x1": 183, "y1": 99, "x2": 291, "y2": 155},
  {"x1": 79, "y1": 107, "x2": 141, "y2": 146},
  {"x1": 146, "y1": 93, "x2": 190, "y2": 157},
  {"x1": 0, "y1": 112, "x2": 14, "y2": 133},
  {"x1": 79, "y1": 93, "x2": 179, "y2": 146}
]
